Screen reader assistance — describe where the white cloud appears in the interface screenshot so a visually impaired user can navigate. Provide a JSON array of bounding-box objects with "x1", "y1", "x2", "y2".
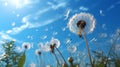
[
  {"x1": 28, "y1": 19, "x2": 58, "y2": 28},
  {"x1": 6, "y1": 22, "x2": 29, "y2": 34},
  {"x1": 22, "y1": 1, "x2": 66, "y2": 24},
  {"x1": 0, "y1": 32, "x2": 16, "y2": 41},
  {"x1": 6, "y1": 17, "x2": 58, "y2": 35},
  {"x1": 5, "y1": 0, "x2": 67, "y2": 35},
  {"x1": 47, "y1": 2, "x2": 66, "y2": 10},
  {"x1": 0, "y1": 40, "x2": 5, "y2": 44},
  {"x1": 79, "y1": 6, "x2": 88, "y2": 11},
  {"x1": 35, "y1": 8, "x2": 50, "y2": 16}
]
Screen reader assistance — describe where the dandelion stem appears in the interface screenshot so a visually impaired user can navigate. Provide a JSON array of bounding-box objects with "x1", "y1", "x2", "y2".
[
  {"x1": 36, "y1": 56, "x2": 40, "y2": 67},
  {"x1": 56, "y1": 48, "x2": 67, "y2": 64},
  {"x1": 53, "y1": 52, "x2": 60, "y2": 65},
  {"x1": 83, "y1": 32, "x2": 94, "y2": 67},
  {"x1": 38, "y1": 55, "x2": 43, "y2": 67}
]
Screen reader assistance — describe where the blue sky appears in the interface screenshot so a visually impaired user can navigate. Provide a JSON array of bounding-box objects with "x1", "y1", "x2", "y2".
[{"x1": 0, "y1": 0, "x2": 120, "y2": 67}]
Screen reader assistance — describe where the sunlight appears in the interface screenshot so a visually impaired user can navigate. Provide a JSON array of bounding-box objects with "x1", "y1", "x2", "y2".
[{"x1": 10, "y1": 0, "x2": 30, "y2": 9}]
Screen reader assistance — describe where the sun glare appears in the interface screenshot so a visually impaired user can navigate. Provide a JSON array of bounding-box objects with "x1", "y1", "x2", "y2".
[{"x1": 9, "y1": 0, "x2": 30, "y2": 9}]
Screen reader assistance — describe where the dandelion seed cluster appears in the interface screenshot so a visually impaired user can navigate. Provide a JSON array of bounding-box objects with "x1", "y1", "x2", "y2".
[{"x1": 68, "y1": 12, "x2": 96, "y2": 34}]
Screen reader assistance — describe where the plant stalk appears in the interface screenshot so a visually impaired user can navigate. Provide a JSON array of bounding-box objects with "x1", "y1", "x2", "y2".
[
  {"x1": 83, "y1": 32, "x2": 94, "y2": 67},
  {"x1": 56, "y1": 48, "x2": 67, "y2": 64}
]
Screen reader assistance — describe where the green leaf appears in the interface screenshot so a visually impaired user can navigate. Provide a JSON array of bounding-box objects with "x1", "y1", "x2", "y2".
[
  {"x1": 18, "y1": 52, "x2": 26, "y2": 67},
  {"x1": 116, "y1": 61, "x2": 120, "y2": 67},
  {"x1": 96, "y1": 63, "x2": 104, "y2": 67},
  {"x1": 73, "y1": 63, "x2": 79, "y2": 67}
]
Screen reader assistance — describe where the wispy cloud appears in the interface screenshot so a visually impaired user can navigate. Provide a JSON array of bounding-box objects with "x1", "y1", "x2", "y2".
[
  {"x1": 27, "y1": 18, "x2": 58, "y2": 28},
  {"x1": 0, "y1": 32, "x2": 16, "y2": 41},
  {"x1": 47, "y1": 1, "x2": 66, "y2": 10},
  {"x1": 6, "y1": 17, "x2": 59, "y2": 35},
  {"x1": 5, "y1": 0, "x2": 67, "y2": 35},
  {"x1": 6, "y1": 23, "x2": 29, "y2": 34}
]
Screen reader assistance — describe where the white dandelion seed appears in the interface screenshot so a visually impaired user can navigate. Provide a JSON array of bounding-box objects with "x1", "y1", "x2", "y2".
[
  {"x1": 65, "y1": 38, "x2": 71, "y2": 44},
  {"x1": 52, "y1": 32, "x2": 58, "y2": 36},
  {"x1": 68, "y1": 12, "x2": 96, "y2": 35},
  {"x1": 41, "y1": 35, "x2": 47, "y2": 40}
]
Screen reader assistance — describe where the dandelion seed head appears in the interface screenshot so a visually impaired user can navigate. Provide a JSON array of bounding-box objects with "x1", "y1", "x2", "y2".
[
  {"x1": 67, "y1": 45, "x2": 77, "y2": 53},
  {"x1": 68, "y1": 12, "x2": 96, "y2": 34},
  {"x1": 22, "y1": 42, "x2": 31, "y2": 50},
  {"x1": 46, "y1": 65, "x2": 51, "y2": 67},
  {"x1": 62, "y1": 63, "x2": 68, "y2": 67},
  {"x1": 35, "y1": 49, "x2": 41, "y2": 56},
  {"x1": 50, "y1": 44, "x2": 54, "y2": 53},
  {"x1": 38, "y1": 42, "x2": 43, "y2": 48},
  {"x1": 50, "y1": 38, "x2": 60, "y2": 48},
  {"x1": 40, "y1": 42, "x2": 51, "y2": 52},
  {"x1": 29, "y1": 62, "x2": 36, "y2": 67},
  {"x1": 68, "y1": 57, "x2": 73, "y2": 63}
]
